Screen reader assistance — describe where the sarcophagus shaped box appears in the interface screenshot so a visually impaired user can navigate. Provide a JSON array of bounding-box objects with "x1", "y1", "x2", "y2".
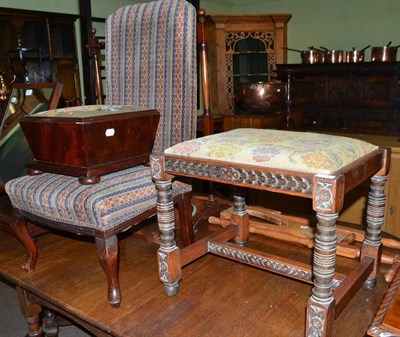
[{"x1": 20, "y1": 105, "x2": 160, "y2": 184}]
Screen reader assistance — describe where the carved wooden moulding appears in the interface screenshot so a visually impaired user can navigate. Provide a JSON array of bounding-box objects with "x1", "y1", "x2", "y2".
[{"x1": 163, "y1": 157, "x2": 313, "y2": 194}]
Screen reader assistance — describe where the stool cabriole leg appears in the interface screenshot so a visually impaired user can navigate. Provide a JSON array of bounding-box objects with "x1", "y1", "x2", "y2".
[
  {"x1": 154, "y1": 179, "x2": 182, "y2": 296},
  {"x1": 362, "y1": 174, "x2": 387, "y2": 290}
]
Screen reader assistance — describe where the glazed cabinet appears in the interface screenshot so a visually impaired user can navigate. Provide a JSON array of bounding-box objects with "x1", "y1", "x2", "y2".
[{"x1": 207, "y1": 14, "x2": 291, "y2": 115}]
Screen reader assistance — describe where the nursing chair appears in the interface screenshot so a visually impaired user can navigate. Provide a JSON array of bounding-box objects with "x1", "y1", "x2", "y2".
[{"x1": 5, "y1": 0, "x2": 198, "y2": 307}]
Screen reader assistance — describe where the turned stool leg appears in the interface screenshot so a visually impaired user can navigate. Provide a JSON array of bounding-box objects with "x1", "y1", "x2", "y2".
[
  {"x1": 361, "y1": 174, "x2": 387, "y2": 290},
  {"x1": 306, "y1": 212, "x2": 338, "y2": 337},
  {"x1": 306, "y1": 174, "x2": 344, "y2": 337},
  {"x1": 16, "y1": 287, "x2": 44, "y2": 337},
  {"x1": 232, "y1": 193, "x2": 250, "y2": 246},
  {"x1": 155, "y1": 179, "x2": 182, "y2": 297}
]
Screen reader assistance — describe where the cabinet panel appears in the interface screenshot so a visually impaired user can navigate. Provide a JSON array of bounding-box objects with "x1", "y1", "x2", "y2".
[
  {"x1": 277, "y1": 62, "x2": 400, "y2": 133},
  {"x1": 327, "y1": 76, "x2": 348, "y2": 106},
  {"x1": 362, "y1": 75, "x2": 395, "y2": 107},
  {"x1": 0, "y1": 7, "x2": 80, "y2": 107},
  {"x1": 290, "y1": 76, "x2": 327, "y2": 105}
]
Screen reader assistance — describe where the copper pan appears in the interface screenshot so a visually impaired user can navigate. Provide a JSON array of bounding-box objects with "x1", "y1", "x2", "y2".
[
  {"x1": 371, "y1": 42, "x2": 399, "y2": 62},
  {"x1": 282, "y1": 47, "x2": 323, "y2": 64},
  {"x1": 346, "y1": 45, "x2": 370, "y2": 63},
  {"x1": 320, "y1": 46, "x2": 344, "y2": 63}
]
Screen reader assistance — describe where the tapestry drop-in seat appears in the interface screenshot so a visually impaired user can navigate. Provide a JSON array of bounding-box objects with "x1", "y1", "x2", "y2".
[{"x1": 151, "y1": 127, "x2": 390, "y2": 337}]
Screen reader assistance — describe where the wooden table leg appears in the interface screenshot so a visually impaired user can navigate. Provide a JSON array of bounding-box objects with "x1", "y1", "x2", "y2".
[
  {"x1": 42, "y1": 310, "x2": 59, "y2": 337},
  {"x1": 154, "y1": 179, "x2": 182, "y2": 296},
  {"x1": 361, "y1": 174, "x2": 387, "y2": 290},
  {"x1": 16, "y1": 286, "x2": 44, "y2": 337}
]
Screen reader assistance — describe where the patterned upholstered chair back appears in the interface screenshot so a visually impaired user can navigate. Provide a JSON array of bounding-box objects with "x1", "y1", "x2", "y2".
[{"x1": 105, "y1": 0, "x2": 197, "y2": 154}]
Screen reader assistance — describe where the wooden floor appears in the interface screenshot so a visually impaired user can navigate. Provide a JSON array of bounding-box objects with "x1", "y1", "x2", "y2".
[{"x1": 0, "y1": 218, "x2": 395, "y2": 337}]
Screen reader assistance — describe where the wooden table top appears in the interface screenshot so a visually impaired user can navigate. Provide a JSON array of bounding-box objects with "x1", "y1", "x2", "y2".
[{"x1": 0, "y1": 222, "x2": 393, "y2": 337}]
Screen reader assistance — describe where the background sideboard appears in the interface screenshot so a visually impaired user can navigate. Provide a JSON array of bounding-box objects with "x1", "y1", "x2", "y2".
[{"x1": 277, "y1": 62, "x2": 400, "y2": 134}]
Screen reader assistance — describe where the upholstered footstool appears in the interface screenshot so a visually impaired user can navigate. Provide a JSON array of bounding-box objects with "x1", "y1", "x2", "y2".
[
  {"x1": 6, "y1": 165, "x2": 193, "y2": 306},
  {"x1": 151, "y1": 128, "x2": 390, "y2": 337}
]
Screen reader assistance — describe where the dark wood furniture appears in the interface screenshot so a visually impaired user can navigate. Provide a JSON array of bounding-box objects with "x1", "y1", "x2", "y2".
[
  {"x1": 276, "y1": 62, "x2": 400, "y2": 134},
  {"x1": 21, "y1": 106, "x2": 159, "y2": 184},
  {"x1": 0, "y1": 7, "x2": 81, "y2": 106}
]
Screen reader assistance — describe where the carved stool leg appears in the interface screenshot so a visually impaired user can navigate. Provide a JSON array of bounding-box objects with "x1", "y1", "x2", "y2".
[
  {"x1": 306, "y1": 212, "x2": 337, "y2": 337},
  {"x1": 11, "y1": 215, "x2": 38, "y2": 272},
  {"x1": 16, "y1": 286, "x2": 44, "y2": 337},
  {"x1": 232, "y1": 193, "x2": 250, "y2": 246},
  {"x1": 95, "y1": 235, "x2": 120, "y2": 307},
  {"x1": 306, "y1": 174, "x2": 344, "y2": 337},
  {"x1": 361, "y1": 175, "x2": 387, "y2": 290},
  {"x1": 155, "y1": 179, "x2": 182, "y2": 297}
]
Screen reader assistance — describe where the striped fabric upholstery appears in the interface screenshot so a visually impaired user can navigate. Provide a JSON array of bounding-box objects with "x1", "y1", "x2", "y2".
[
  {"x1": 6, "y1": 166, "x2": 191, "y2": 230},
  {"x1": 5, "y1": 0, "x2": 197, "y2": 230},
  {"x1": 105, "y1": 0, "x2": 197, "y2": 154}
]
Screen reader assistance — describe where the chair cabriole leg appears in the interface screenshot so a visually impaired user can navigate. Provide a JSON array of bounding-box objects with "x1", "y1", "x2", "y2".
[
  {"x1": 95, "y1": 234, "x2": 120, "y2": 307},
  {"x1": 12, "y1": 215, "x2": 38, "y2": 272}
]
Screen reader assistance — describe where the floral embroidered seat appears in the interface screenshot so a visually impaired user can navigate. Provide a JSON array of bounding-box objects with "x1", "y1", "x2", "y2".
[{"x1": 165, "y1": 128, "x2": 378, "y2": 174}]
